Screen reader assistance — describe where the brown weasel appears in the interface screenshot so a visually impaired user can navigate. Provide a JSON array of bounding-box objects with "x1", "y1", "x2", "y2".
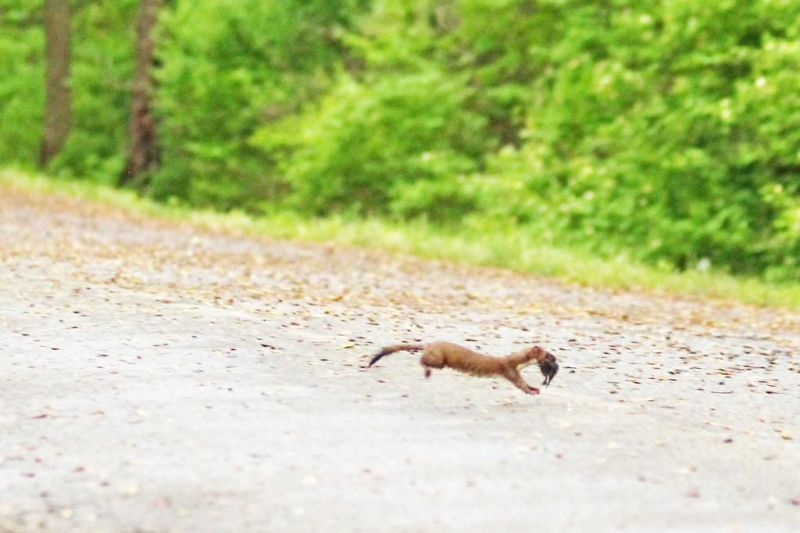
[{"x1": 367, "y1": 341, "x2": 558, "y2": 395}]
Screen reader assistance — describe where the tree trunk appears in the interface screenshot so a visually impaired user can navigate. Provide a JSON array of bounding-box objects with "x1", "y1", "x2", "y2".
[
  {"x1": 121, "y1": 0, "x2": 161, "y2": 187},
  {"x1": 40, "y1": 0, "x2": 71, "y2": 167}
]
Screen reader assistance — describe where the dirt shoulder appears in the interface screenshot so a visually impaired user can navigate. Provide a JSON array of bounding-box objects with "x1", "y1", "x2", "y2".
[{"x1": 1, "y1": 185, "x2": 799, "y2": 532}]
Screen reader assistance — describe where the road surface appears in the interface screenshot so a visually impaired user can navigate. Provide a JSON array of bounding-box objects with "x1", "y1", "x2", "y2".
[{"x1": 1, "y1": 183, "x2": 799, "y2": 532}]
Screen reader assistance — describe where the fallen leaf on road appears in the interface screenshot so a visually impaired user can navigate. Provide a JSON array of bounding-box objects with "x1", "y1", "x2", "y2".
[{"x1": 120, "y1": 483, "x2": 139, "y2": 495}]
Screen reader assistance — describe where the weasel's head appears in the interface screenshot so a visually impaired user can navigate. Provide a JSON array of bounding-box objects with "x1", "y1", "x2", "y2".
[{"x1": 530, "y1": 346, "x2": 559, "y2": 386}]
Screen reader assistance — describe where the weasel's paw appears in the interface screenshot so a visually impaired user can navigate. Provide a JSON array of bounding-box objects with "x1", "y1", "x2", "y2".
[{"x1": 528, "y1": 388, "x2": 540, "y2": 395}]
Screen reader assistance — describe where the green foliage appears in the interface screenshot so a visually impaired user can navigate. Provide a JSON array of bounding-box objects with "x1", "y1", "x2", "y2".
[
  {"x1": 476, "y1": 0, "x2": 800, "y2": 279},
  {"x1": 2, "y1": 0, "x2": 800, "y2": 280},
  {"x1": 0, "y1": 0, "x2": 44, "y2": 165},
  {"x1": 252, "y1": 70, "x2": 490, "y2": 218},
  {"x1": 150, "y1": 0, "x2": 367, "y2": 208}
]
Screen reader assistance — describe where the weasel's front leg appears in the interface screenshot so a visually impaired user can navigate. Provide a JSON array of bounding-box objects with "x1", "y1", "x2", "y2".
[{"x1": 506, "y1": 369, "x2": 540, "y2": 395}]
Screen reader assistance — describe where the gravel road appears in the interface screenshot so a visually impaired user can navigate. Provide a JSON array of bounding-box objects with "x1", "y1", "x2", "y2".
[{"x1": 1, "y1": 184, "x2": 799, "y2": 532}]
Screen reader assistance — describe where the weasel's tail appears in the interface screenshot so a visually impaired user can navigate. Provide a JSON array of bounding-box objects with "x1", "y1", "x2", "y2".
[{"x1": 368, "y1": 344, "x2": 424, "y2": 367}]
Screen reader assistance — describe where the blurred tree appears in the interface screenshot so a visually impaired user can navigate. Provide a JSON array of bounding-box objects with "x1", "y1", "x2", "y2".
[
  {"x1": 40, "y1": 0, "x2": 70, "y2": 167},
  {"x1": 121, "y1": 0, "x2": 161, "y2": 187}
]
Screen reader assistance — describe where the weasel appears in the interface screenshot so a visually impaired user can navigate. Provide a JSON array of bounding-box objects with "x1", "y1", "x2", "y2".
[{"x1": 367, "y1": 341, "x2": 559, "y2": 395}]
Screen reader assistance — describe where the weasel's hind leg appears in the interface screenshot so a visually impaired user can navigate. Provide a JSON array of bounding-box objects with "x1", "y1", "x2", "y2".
[{"x1": 420, "y1": 351, "x2": 444, "y2": 379}]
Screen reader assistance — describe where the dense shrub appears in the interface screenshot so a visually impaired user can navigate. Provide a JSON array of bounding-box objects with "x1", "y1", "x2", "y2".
[
  {"x1": 53, "y1": 0, "x2": 137, "y2": 182},
  {"x1": 150, "y1": 0, "x2": 367, "y2": 208},
  {"x1": 0, "y1": 0, "x2": 136, "y2": 180},
  {"x1": 475, "y1": 0, "x2": 800, "y2": 278},
  {"x1": 0, "y1": 0, "x2": 45, "y2": 166},
  {"x1": 252, "y1": 70, "x2": 490, "y2": 218}
]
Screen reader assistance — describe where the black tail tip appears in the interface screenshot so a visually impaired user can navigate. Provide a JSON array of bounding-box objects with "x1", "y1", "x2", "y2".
[{"x1": 367, "y1": 352, "x2": 383, "y2": 368}]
